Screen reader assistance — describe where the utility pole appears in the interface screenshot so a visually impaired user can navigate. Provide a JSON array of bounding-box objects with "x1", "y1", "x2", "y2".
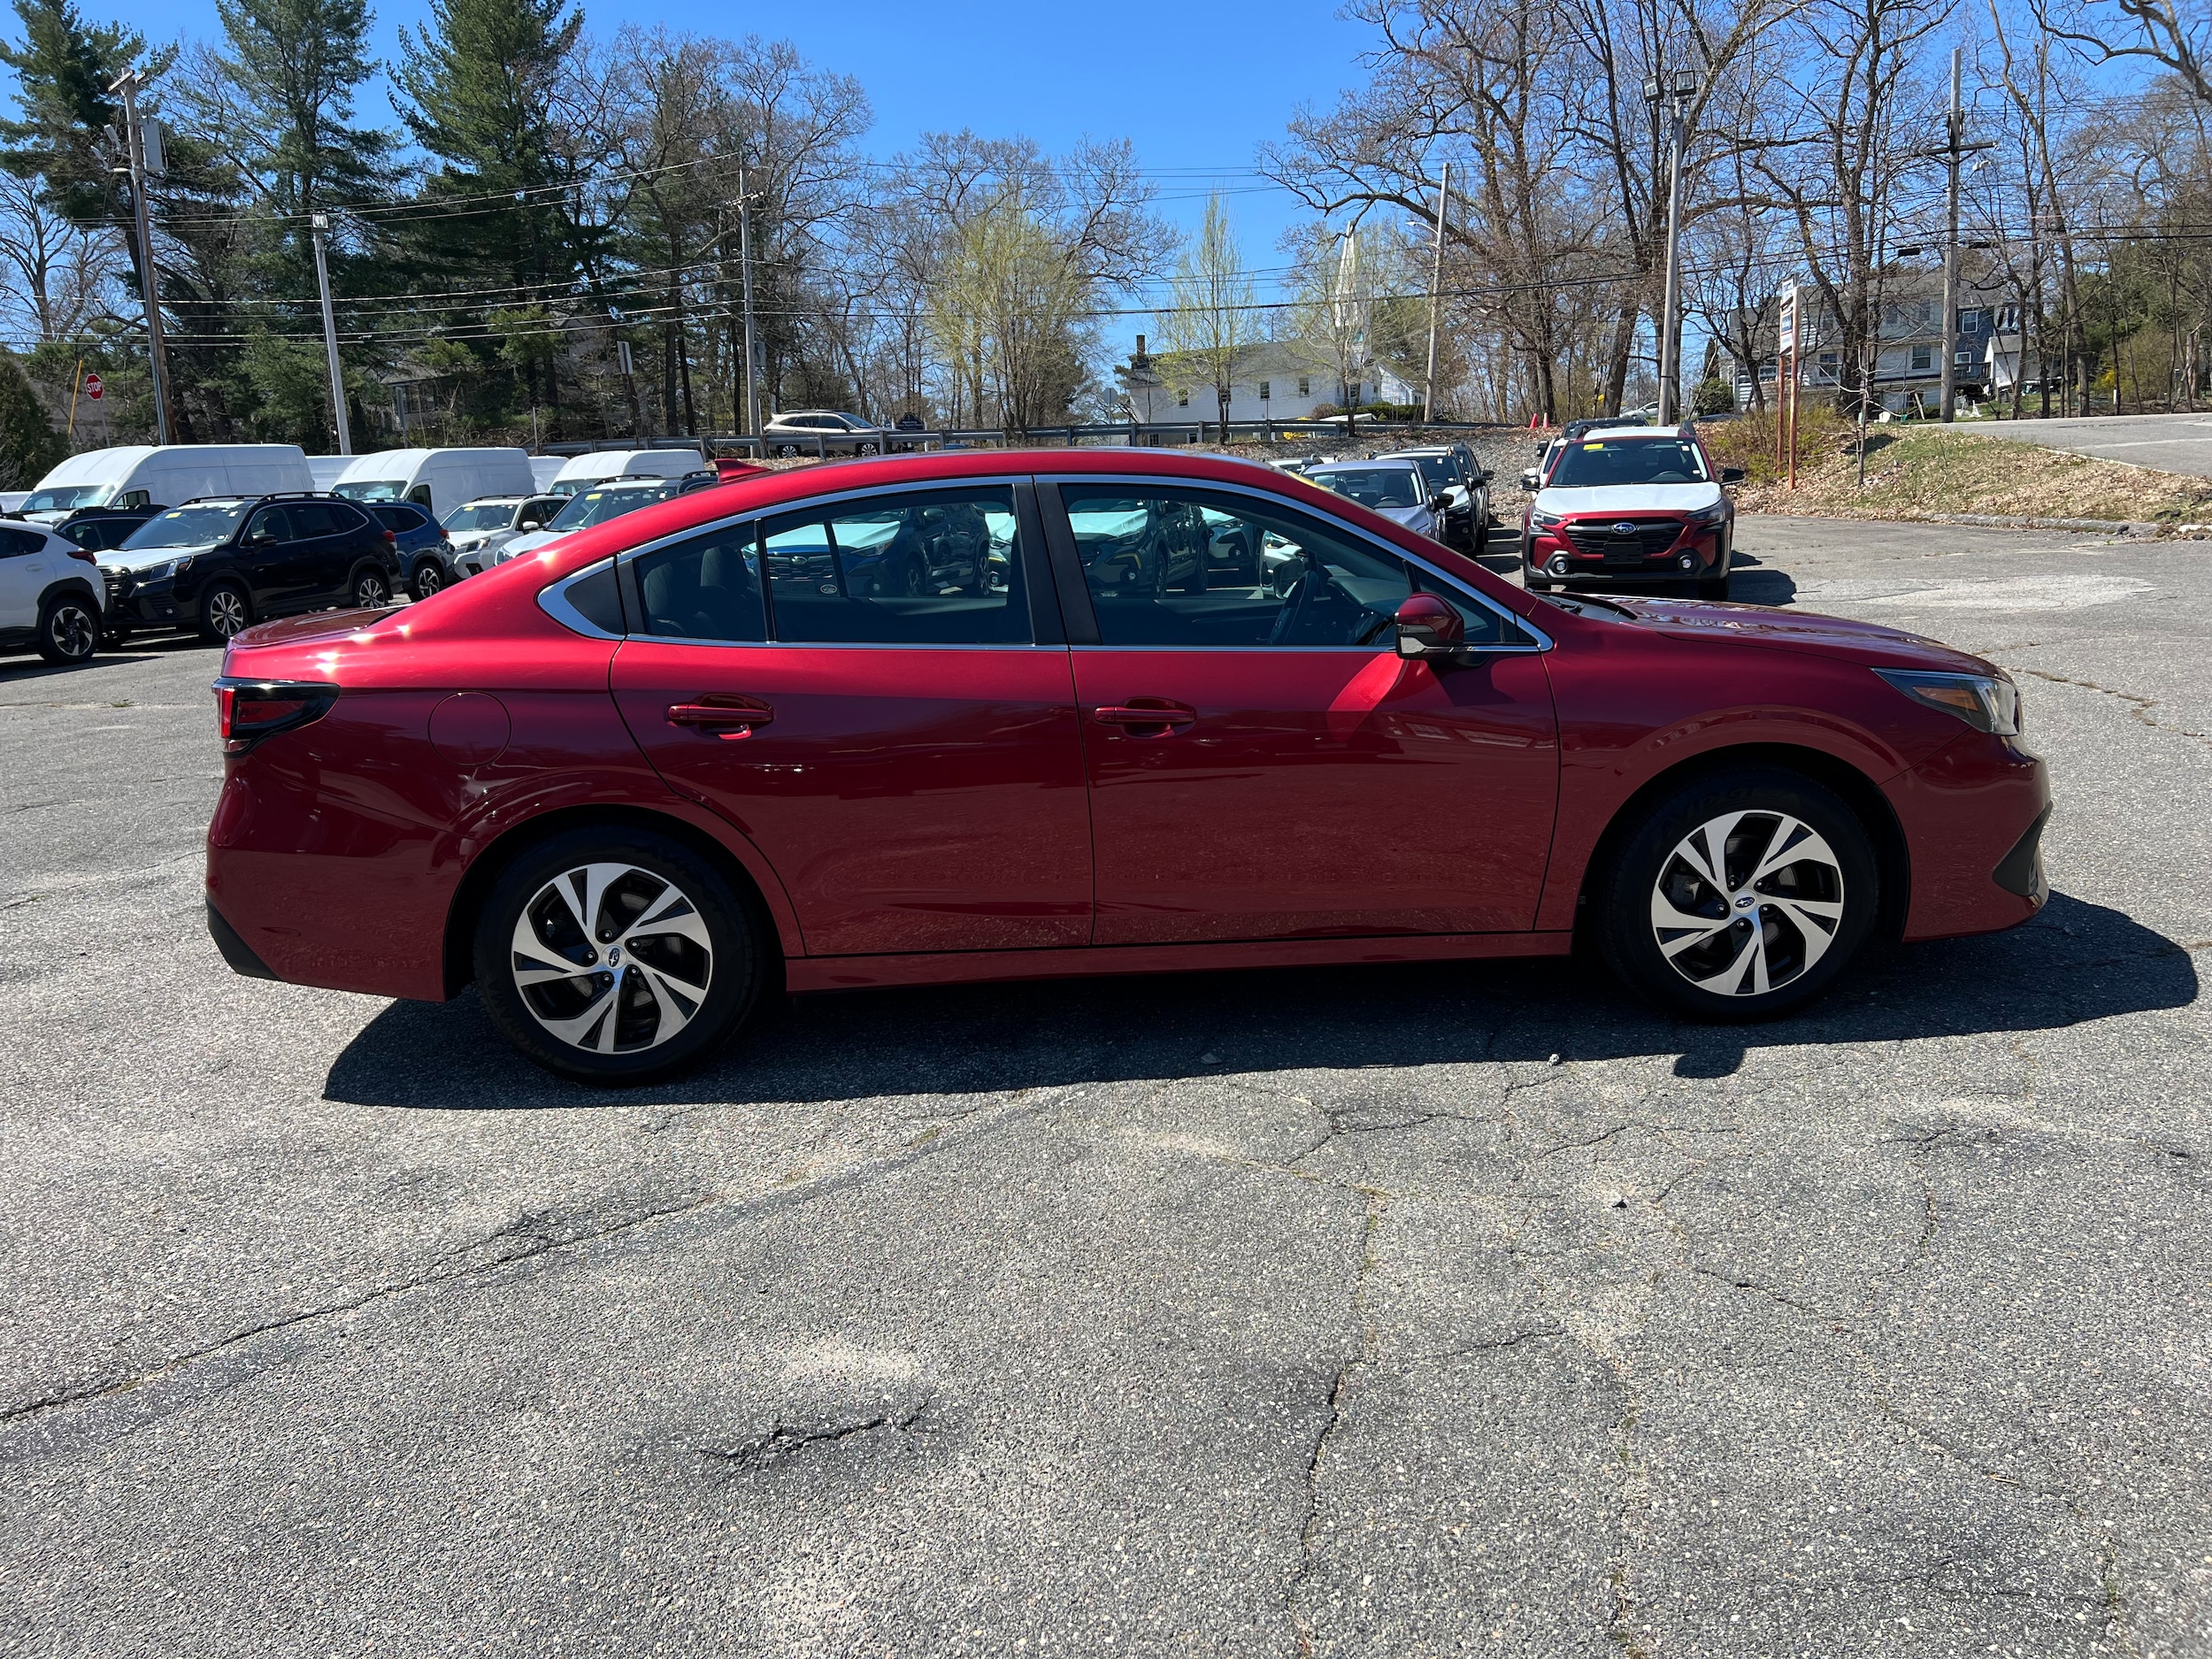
[
  {"x1": 1940, "y1": 48, "x2": 1963, "y2": 422},
  {"x1": 1423, "y1": 160, "x2": 1450, "y2": 424},
  {"x1": 108, "y1": 70, "x2": 173, "y2": 444},
  {"x1": 1646, "y1": 68, "x2": 1700, "y2": 426},
  {"x1": 309, "y1": 212, "x2": 352, "y2": 455},
  {"x1": 737, "y1": 165, "x2": 762, "y2": 442}
]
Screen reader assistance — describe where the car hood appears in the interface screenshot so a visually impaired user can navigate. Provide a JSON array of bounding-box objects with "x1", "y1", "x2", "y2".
[
  {"x1": 1586, "y1": 594, "x2": 1995, "y2": 673},
  {"x1": 496, "y1": 528, "x2": 566, "y2": 562},
  {"x1": 1536, "y1": 481, "x2": 1722, "y2": 516}
]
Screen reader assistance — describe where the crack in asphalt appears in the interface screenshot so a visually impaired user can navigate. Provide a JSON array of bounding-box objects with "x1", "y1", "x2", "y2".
[
  {"x1": 2018, "y1": 667, "x2": 2212, "y2": 749},
  {"x1": 1287, "y1": 1186, "x2": 1386, "y2": 1659},
  {"x1": 0, "y1": 1191, "x2": 718, "y2": 1426},
  {"x1": 697, "y1": 1394, "x2": 933, "y2": 1469}
]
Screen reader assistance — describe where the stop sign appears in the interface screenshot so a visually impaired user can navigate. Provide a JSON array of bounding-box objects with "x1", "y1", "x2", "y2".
[{"x1": 83, "y1": 373, "x2": 103, "y2": 401}]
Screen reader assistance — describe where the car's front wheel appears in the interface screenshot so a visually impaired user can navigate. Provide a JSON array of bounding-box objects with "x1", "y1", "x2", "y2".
[
  {"x1": 35, "y1": 593, "x2": 99, "y2": 664},
  {"x1": 473, "y1": 826, "x2": 768, "y2": 1084},
  {"x1": 1595, "y1": 767, "x2": 1878, "y2": 1020}
]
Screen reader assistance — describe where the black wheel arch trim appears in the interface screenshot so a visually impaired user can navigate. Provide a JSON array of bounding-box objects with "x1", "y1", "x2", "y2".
[{"x1": 36, "y1": 577, "x2": 101, "y2": 614}]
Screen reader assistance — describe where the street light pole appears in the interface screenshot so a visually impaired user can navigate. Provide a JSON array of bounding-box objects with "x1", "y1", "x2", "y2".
[
  {"x1": 108, "y1": 69, "x2": 173, "y2": 444},
  {"x1": 1647, "y1": 68, "x2": 1700, "y2": 426},
  {"x1": 1423, "y1": 159, "x2": 1450, "y2": 424},
  {"x1": 737, "y1": 165, "x2": 762, "y2": 442},
  {"x1": 309, "y1": 211, "x2": 352, "y2": 456},
  {"x1": 1939, "y1": 48, "x2": 1962, "y2": 423}
]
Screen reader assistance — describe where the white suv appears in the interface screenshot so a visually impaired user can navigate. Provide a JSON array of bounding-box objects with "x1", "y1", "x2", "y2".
[{"x1": 0, "y1": 518, "x2": 104, "y2": 664}]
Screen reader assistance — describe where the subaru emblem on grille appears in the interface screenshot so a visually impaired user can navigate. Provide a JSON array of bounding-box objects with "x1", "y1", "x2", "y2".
[{"x1": 1613, "y1": 521, "x2": 1638, "y2": 536}]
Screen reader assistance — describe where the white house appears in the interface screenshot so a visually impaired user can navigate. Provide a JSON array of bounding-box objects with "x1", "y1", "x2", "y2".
[{"x1": 1115, "y1": 336, "x2": 1420, "y2": 424}]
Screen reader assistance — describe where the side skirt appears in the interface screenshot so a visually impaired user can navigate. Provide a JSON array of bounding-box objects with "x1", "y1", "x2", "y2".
[{"x1": 787, "y1": 930, "x2": 1575, "y2": 994}]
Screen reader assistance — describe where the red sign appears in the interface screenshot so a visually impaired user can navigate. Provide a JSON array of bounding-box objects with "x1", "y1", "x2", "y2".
[{"x1": 83, "y1": 373, "x2": 103, "y2": 401}]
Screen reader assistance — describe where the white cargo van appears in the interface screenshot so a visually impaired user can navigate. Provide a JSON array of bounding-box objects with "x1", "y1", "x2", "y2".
[
  {"x1": 305, "y1": 456, "x2": 352, "y2": 491},
  {"x1": 547, "y1": 448, "x2": 704, "y2": 496},
  {"x1": 19, "y1": 445, "x2": 314, "y2": 524},
  {"x1": 529, "y1": 456, "x2": 565, "y2": 493},
  {"x1": 330, "y1": 448, "x2": 536, "y2": 521}
]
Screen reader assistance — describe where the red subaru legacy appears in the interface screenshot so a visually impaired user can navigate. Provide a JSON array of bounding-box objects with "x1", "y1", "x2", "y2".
[{"x1": 205, "y1": 449, "x2": 2048, "y2": 1083}]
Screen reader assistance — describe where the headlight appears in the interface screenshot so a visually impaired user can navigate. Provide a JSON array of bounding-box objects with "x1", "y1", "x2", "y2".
[
  {"x1": 1530, "y1": 509, "x2": 1563, "y2": 529},
  {"x1": 1686, "y1": 501, "x2": 1727, "y2": 526},
  {"x1": 1876, "y1": 669, "x2": 2020, "y2": 735},
  {"x1": 169, "y1": 555, "x2": 195, "y2": 580}
]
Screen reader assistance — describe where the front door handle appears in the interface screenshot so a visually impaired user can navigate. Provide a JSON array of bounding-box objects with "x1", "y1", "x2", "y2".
[
  {"x1": 667, "y1": 695, "x2": 773, "y2": 735},
  {"x1": 1093, "y1": 700, "x2": 1196, "y2": 735}
]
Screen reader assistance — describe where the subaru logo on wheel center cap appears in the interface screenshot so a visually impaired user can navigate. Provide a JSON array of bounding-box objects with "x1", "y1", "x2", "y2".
[
  {"x1": 1735, "y1": 895, "x2": 1755, "y2": 909},
  {"x1": 606, "y1": 946, "x2": 622, "y2": 964}
]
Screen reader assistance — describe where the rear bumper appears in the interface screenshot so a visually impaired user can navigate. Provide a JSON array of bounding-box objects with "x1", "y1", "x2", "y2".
[
  {"x1": 206, "y1": 896, "x2": 276, "y2": 979},
  {"x1": 1882, "y1": 730, "x2": 2051, "y2": 941}
]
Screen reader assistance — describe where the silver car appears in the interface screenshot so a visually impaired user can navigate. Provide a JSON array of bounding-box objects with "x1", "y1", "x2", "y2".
[
  {"x1": 762, "y1": 411, "x2": 891, "y2": 458},
  {"x1": 1301, "y1": 458, "x2": 1449, "y2": 545},
  {"x1": 447, "y1": 495, "x2": 566, "y2": 576}
]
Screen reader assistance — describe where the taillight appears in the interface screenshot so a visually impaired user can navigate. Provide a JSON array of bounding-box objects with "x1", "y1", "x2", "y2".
[
  {"x1": 382, "y1": 529, "x2": 397, "y2": 543},
  {"x1": 65, "y1": 544, "x2": 96, "y2": 564},
  {"x1": 213, "y1": 679, "x2": 338, "y2": 756}
]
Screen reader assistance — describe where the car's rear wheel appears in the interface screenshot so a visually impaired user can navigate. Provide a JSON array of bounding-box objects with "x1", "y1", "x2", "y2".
[
  {"x1": 349, "y1": 565, "x2": 393, "y2": 610},
  {"x1": 199, "y1": 581, "x2": 252, "y2": 643},
  {"x1": 1596, "y1": 767, "x2": 1877, "y2": 1020},
  {"x1": 473, "y1": 826, "x2": 767, "y2": 1084},
  {"x1": 35, "y1": 593, "x2": 99, "y2": 664},
  {"x1": 411, "y1": 558, "x2": 447, "y2": 601}
]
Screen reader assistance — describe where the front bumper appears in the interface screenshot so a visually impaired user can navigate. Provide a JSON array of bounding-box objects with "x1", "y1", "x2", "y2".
[
  {"x1": 1525, "y1": 517, "x2": 1724, "y2": 581},
  {"x1": 1882, "y1": 729, "x2": 2051, "y2": 941},
  {"x1": 102, "y1": 569, "x2": 183, "y2": 629}
]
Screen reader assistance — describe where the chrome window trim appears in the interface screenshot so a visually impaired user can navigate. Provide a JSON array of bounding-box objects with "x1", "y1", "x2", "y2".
[
  {"x1": 538, "y1": 555, "x2": 625, "y2": 641},
  {"x1": 572, "y1": 474, "x2": 1038, "y2": 649},
  {"x1": 1041, "y1": 471, "x2": 1554, "y2": 654}
]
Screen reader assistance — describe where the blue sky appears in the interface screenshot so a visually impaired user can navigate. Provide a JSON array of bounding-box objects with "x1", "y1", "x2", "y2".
[{"x1": 84, "y1": 0, "x2": 1377, "y2": 345}]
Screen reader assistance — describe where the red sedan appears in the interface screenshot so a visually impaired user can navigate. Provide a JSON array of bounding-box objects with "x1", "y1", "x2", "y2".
[{"x1": 205, "y1": 450, "x2": 2049, "y2": 1083}]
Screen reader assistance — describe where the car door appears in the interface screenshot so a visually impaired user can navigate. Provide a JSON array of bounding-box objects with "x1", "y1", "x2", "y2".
[
  {"x1": 0, "y1": 525, "x2": 44, "y2": 629},
  {"x1": 238, "y1": 505, "x2": 303, "y2": 611},
  {"x1": 609, "y1": 479, "x2": 1093, "y2": 958},
  {"x1": 1044, "y1": 477, "x2": 1559, "y2": 947},
  {"x1": 283, "y1": 501, "x2": 355, "y2": 603}
]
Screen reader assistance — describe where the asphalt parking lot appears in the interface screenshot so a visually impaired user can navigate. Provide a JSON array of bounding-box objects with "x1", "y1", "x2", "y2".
[{"x1": 2, "y1": 513, "x2": 2207, "y2": 1658}]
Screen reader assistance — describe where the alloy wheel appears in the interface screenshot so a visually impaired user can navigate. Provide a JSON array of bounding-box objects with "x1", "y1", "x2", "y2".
[
  {"x1": 44, "y1": 601, "x2": 96, "y2": 661},
  {"x1": 353, "y1": 571, "x2": 391, "y2": 609},
  {"x1": 1647, "y1": 810, "x2": 1846, "y2": 996},
  {"x1": 206, "y1": 587, "x2": 250, "y2": 639},
  {"x1": 509, "y1": 861, "x2": 714, "y2": 1055},
  {"x1": 413, "y1": 562, "x2": 446, "y2": 598}
]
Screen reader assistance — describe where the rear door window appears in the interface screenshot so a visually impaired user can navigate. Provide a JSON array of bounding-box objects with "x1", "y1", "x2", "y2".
[
  {"x1": 760, "y1": 487, "x2": 1026, "y2": 645},
  {"x1": 633, "y1": 524, "x2": 767, "y2": 643}
]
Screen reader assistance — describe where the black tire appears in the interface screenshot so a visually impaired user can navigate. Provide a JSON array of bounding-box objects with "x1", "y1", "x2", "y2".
[
  {"x1": 1471, "y1": 520, "x2": 1489, "y2": 557},
  {"x1": 411, "y1": 558, "x2": 448, "y2": 601},
  {"x1": 1594, "y1": 766, "x2": 1878, "y2": 1021},
  {"x1": 1695, "y1": 572, "x2": 1731, "y2": 600},
  {"x1": 35, "y1": 592, "x2": 99, "y2": 664},
  {"x1": 199, "y1": 580, "x2": 253, "y2": 644},
  {"x1": 1525, "y1": 574, "x2": 1552, "y2": 593},
  {"x1": 472, "y1": 826, "x2": 767, "y2": 1085}
]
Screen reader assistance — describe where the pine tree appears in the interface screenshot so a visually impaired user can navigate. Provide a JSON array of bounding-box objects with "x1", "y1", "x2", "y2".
[
  {"x1": 0, "y1": 351, "x2": 65, "y2": 489},
  {"x1": 0, "y1": 0, "x2": 146, "y2": 224},
  {"x1": 208, "y1": 0, "x2": 388, "y2": 218}
]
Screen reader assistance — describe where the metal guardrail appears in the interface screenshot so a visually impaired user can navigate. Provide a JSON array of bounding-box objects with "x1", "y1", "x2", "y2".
[{"x1": 535, "y1": 419, "x2": 1507, "y2": 462}]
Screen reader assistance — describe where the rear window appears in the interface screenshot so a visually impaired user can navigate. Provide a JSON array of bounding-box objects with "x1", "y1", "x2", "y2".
[
  {"x1": 1309, "y1": 467, "x2": 1422, "y2": 511},
  {"x1": 372, "y1": 504, "x2": 428, "y2": 532}
]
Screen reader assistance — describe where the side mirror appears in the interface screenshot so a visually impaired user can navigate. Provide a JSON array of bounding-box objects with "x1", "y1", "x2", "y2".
[
  {"x1": 1721, "y1": 466, "x2": 1746, "y2": 484},
  {"x1": 1518, "y1": 469, "x2": 1540, "y2": 492},
  {"x1": 1394, "y1": 593, "x2": 1467, "y2": 659}
]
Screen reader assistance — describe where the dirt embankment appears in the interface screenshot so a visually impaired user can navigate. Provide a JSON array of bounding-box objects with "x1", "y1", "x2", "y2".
[{"x1": 1704, "y1": 412, "x2": 2212, "y2": 526}]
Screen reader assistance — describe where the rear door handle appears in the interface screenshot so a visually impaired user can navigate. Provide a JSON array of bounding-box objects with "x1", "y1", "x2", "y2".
[
  {"x1": 1093, "y1": 701, "x2": 1196, "y2": 734},
  {"x1": 667, "y1": 696, "x2": 773, "y2": 734}
]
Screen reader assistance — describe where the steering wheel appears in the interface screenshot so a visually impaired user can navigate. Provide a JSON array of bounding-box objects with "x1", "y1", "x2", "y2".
[{"x1": 1268, "y1": 564, "x2": 1320, "y2": 646}]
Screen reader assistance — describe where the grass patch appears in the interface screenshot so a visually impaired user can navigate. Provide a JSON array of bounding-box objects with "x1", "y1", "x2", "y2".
[{"x1": 1724, "y1": 419, "x2": 2212, "y2": 524}]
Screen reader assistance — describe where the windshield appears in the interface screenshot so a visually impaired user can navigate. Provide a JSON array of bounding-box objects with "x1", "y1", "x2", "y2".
[
  {"x1": 24, "y1": 483, "x2": 112, "y2": 512},
  {"x1": 1310, "y1": 467, "x2": 1421, "y2": 511},
  {"x1": 446, "y1": 501, "x2": 518, "y2": 532},
  {"x1": 121, "y1": 502, "x2": 249, "y2": 549},
  {"x1": 545, "y1": 480, "x2": 680, "y2": 531},
  {"x1": 1548, "y1": 438, "x2": 1710, "y2": 488},
  {"x1": 333, "y1": 480, "x2": 405, "y2": 503}
]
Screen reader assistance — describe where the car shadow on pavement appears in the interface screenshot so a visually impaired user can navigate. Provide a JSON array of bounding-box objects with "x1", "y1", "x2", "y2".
[{"x1": 323, "y1": 890, "x2": 2194, "y2": 1112}]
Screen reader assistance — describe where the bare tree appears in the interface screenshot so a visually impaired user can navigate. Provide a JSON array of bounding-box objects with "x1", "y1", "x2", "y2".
[{"x1": 1153, "y1": 192, "x2": 1254, "y2": 441}]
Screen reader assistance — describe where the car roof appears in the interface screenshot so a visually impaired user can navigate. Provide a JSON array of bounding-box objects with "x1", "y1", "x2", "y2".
[
  {"x1": 458, "y1": 495, "x2": 528, "y2": 506},
  {"x1": 1378, "y1": 447, "x2": 1454, "y2": 458},
  {"x1": 1310, "y1": 457, "x2": 1420, "y2": 471},
  {"x1": 1572, "y1": 425, "x2": 1682, "y2": 442}
]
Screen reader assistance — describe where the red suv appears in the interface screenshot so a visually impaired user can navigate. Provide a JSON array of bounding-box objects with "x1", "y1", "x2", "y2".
[
  {"x1": 1523, "y1": 424, "x2": 1743, "y2": 598},
  {"x1": 205, "y1": 450, "x2": 2048, "y2": 1083}
]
